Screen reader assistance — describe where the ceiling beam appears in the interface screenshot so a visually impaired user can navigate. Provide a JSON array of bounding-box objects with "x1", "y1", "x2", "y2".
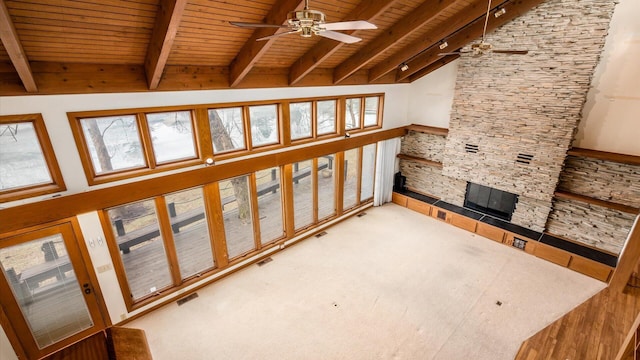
[
  {"x1": 229, "y1": 0, "x2": 305, "y2": 88},
  {"x1": 0, "y1": 0, "x2": 37, "y2": 92},
  {"x1": 368, "y1": 0, "x2": 494, "y2": 83},
  {"x1": 396, "y1": 0, "x2": 546, "y2": 82},
  {"x1": 144, "y1": 0, "x2": 188, "y2": 90},
  {"x1": 332, "y1": 0, "x2": 459, "y2": 85},
  {"x1": 288, "y1": 0, "x2": 397, "y2": 86}
]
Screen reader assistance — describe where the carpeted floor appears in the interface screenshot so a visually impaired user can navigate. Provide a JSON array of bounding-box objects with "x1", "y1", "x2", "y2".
[{"x1": 128, "y1": 203, "x2": 605, "y2": 359}]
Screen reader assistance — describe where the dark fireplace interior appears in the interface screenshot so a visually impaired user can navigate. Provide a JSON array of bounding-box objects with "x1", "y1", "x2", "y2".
[{"x1": 464, "y1": 182, "x2": 519, "y2": 221}]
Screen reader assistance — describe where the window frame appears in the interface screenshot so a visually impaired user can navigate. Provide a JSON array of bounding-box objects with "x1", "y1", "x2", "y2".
[
  {"x1": 342, "y1": 94, "x2": 384, "y2": 134},
  {"x1": 0, "y1": 114, "x2": 66, "y2": 203}
]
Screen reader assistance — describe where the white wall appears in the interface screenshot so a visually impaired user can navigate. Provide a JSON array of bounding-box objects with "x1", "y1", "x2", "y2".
[
  {"x1": 0, "y1": 83, "x2": 410, "y2": 209},
  {"x1": 406, "y1": 59, "x2": 459, "y2": 128},
  {"x1": 574, "y1": 0, "x2": 640, "y2": 156}
]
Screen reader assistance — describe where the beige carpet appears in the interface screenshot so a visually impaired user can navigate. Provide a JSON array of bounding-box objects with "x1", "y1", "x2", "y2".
[{"x1": 128, "y1": 203, "x2": 605, "y2": 359}]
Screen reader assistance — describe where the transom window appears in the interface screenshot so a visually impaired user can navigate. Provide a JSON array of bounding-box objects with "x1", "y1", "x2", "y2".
[
  {"x1": 0, "y1": 114, "x2": 66, "y2": 202},
  {"x1": 344, "y1": 95, "x2": 382, "y2": 132}
]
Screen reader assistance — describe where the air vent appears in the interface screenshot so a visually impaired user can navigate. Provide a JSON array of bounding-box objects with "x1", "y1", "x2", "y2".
[
  {"x1": 176, "y1": 292, "x2": 198, "y2": 306},
  {"x1": 512, "y1": 237, "x2": 527, "y2": 250},
  {"x1": 315, "y1": 231, "x2": 328, "y2": 238},
  {"x1": 516, "y1": 153, "x2": 534, "y2": 164},
  {"x1": 257, "y1": 257, "x2": 273, "y2": 266},
  {"x1": 357, "y1": 212, "x2": 367, "y2": 217},
  {"x1": 465, "y1": 144, "x2": 479, "y2": 153},
  {"x1": 437, "y1": 210, "x2": 447, "y2": 220}
]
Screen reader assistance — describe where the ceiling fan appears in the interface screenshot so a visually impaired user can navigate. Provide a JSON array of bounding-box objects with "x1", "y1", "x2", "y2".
[
  {"x1": 229, "y1": 0, "x2": 377, "y2": 44},
  {"x1": 440, "y1": 0, "x2": 529, "y2": 57}
]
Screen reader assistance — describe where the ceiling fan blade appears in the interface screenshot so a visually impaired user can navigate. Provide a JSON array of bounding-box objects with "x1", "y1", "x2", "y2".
[
  {"x1": 257, "y1": 30, "x2": 300, "y2": 41},
  {"x1": 323, "y1": 20, "x2": 377, "y2": 31},
  {"x1": 318, "y1": 30, "x2": 362, "y2": 44},
  {"x1": 493, "y1": 50, "x2": 529, "y2": 55},
  {"x1": 229, "y1": 21, "x2": 289, "y2": 29}
]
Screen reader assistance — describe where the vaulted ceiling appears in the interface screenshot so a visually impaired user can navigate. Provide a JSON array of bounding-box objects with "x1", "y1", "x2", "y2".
[{"x1": 0, "y1": 0, "x2": 545, "y2": 95}]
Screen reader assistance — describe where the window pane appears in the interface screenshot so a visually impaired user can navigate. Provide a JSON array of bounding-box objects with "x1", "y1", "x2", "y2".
[
  {"x1": 165, "y1": 188, "x2": 214, "y2": 279},
  {"x1": 343, "y1": 148, "x2": 359, "y2": 210},
  {"x1": 108, "y1": 200, "x2": 173, "y2": 301},
  {"x1": 290, "y1": 102, "x2": 312, "y2": 140},
  {"x1": 0, "y1": 122, "x2": 52, "y2": 190},
  {"x1": 209, "y1": 107, "x2": 246, "y2": 153},
  {"x1": 360, "y1": 144, "x2": 376, "y2": 202},
  {"x1": 146, "y1": 111, "x2": 196, "y2": 164},
  {"x1": 0, "y1": 234, "x2": 93, "y2": 349},
  {"x1": 317, "y1": 100, "x2": 336, "y2": 135},
  {"x1": 345, "y1": 98, "x2": 361, "y2": 130},
  {"x1": 249, "y1": 105, "x2": 279, "y2": 147},
  {"x1": 364, "y1": 97, "x2": 379, "y2": 127},
  {"x1": 256, "y1": 167, "x2": 284, "y2": 245},
  {"x1": 293, "y1": 160, "x2": 314, "y2": 231},
  {"x1": 81, "y1": 115, "x2": 145, "y2": 174},
  {"x1": 219, "y1": 176, "x2": 255, "y2": 259},
  {"x1": 317, "y1": 155, "x2": 336, "y2": 221}
]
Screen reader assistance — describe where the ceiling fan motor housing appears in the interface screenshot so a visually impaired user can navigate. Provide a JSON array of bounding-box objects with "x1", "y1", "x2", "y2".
[{"x1": 288, "y1": 9, "x2": 326, "y2": 36}]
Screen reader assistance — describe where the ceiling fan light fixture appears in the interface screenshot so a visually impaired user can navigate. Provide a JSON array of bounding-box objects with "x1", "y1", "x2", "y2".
[
  {"x1": 494, "y1": 8, "x2": 506, "y2": 18},
  {"x1": 439, "y1": 41, "x2": 449, "y2": 50},
  {"x1": 400, "y1": 63, "x2": 409, "y2": 72}
]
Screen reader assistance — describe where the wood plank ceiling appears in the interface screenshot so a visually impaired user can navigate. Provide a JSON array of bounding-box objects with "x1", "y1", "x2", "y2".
[{"x1": 0, "y1": 0, "x2": 546, "y2": 95}]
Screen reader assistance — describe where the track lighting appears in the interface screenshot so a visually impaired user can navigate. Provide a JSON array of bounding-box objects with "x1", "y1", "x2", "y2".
[
  {"x1": 400, "y1": 63, "x2": 409, "y2": 72},
  {"x1": 439, "y1": 41, "x2": 448, "y2": 50},
  {"x1": 494, "y1": 8, "x2": 506, "y2": 17}
]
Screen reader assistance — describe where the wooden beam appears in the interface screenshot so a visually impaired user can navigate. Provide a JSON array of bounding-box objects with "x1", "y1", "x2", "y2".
[
  {"x1": 228, "y1": 0, "x2": 305, "y2": 88},
  {"x1": 144, "y1": 0, "x2": 188, "y2": 90},
  {"x1": 554, "y1": 190, "x2": 640, "y2": 215},
  {"x1": 609, "y1": 217, "x2": 640, "y2": 292},
  {"x1": 397, "y1": 0, "x2": 546, "y2": 82},
  {"x1": 288, "y1": 0, "x2": 396, "y2": 85},
  {"x1": 0, "y1": 0, "x2": 37, "y2": 92},
  {"x1": 0, "y1": 127, "x2": 406, "y2": 234},
  {"x1": 333, "y1": 0, "x2": 460, "y2": 85},
  {"x1": 368, "y1": 0, "x2": 494, "y2": 82},
  {"x1": 568, "y1": 147, "x2": 640, "y2": 166},
  {"x1": 408, "y1": 53, "x2": 460, "y2": 82}
]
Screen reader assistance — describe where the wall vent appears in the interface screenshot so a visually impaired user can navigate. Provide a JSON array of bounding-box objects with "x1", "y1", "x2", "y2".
[
  {"x1": 512, "y1": 237, "x2": 527, "y2": 250},
  {"x1": 516, "y1": 153, "x2": 534, "y2": 164},
  {"x1": 315, "y1": 231, "x2": 328, "y2": 238},
  {"x1": 357, "y1": 212, "x2": 367, "y2": 217},
  {"x1": 257, "y1": 257, "x2": 273, "y2": 266},
  {"x1": 437, "y1": 210, "x2": 447, "y2": 220},
  {"x1": 176, "y1": 292, "x2": 198, "y2": 306},
  {"x1": 465, "y1": 144, "x2": 479, "y2": 153}
]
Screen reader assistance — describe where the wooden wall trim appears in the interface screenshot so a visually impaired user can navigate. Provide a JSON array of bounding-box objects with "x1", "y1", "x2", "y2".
[
  {"x1": 0, "y1": 127, "x2": 406, "y2": 234},
  {"x1": 554, "y1": 190, "x2": 640, "y2": 215},
  {"x1": 405, "y1": 124, "x2": 449, "y2": 136},
  {"x1": 609, "y1": 216, "x2": 640, "y2": 292},
  {"x1": 567, "y1": 147, "x2": 640, "y2": 166}
]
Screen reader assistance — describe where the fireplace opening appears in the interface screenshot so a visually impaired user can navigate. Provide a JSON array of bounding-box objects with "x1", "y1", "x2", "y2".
[{"x1": 464, "y1": 182, "x2": 518, "y2": 221}]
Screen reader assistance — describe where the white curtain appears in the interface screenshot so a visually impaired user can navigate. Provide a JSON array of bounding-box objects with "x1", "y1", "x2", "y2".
[{"x1": 374, "y1": 137, "x2": 402, "y2": 206}]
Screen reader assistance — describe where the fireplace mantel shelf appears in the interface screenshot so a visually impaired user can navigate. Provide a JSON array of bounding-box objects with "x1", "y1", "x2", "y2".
[
  {"x1": 405, "y1": 124, "x2": 449, "y2": 136},
  {"x1": 554, "y1": 190, "x2": 640, "y2": 215},
  {"x1": 397, "y1": 154, "x2": 443, "y2": 169}
]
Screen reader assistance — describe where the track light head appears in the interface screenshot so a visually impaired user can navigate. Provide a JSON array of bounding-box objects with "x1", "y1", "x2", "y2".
[{"x1": 400, "y1": 63, "x2": 409, "y2": 72}]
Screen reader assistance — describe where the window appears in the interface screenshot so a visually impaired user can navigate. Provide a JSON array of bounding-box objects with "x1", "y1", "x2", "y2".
[
  {"x1": 71, "y1": 110, "x2": 199, "y2": 184},
  {"x1": 364, "y1": 97, "x2": 380, "y2": 127},
  {"x1": 208, "y1": 107, "x2": 246, "y2": 154},
  {"x1": 219, "y1": 176, "x2": 256, "y2": 259},
  {"x1": 107, "y1": 199, "x2": 173, "y2": 302},
  {"x1": 292, "y1": 159, "x2": 314, "y2": 231},
  {"x1": 316, "y1": 100, "x2": 336, "y2": 136},
  {"x1": 255, "y1": 167, "x2": 284, "y2": 245},
  {"x1": 345, "y1": 98, "x2": 361, "y2": 131},
  {"x1": 343, "y1": 148, "x2": 360, "y2": 210},
  {"x1": 290, "y1": 102, "x2": 312, "y2": 140},
  {"x1": 249, "y1": 104, "x2": 279, "y2": 147},
  {"x1": 317, "y1": 155, "x2": 336, "y2": 220},
  {"x1": 0, "y1": 114, "x2": 65, "y2": 202},
  {"x1": 146, "y1": 111, "x2": 197, "y2": 164}
]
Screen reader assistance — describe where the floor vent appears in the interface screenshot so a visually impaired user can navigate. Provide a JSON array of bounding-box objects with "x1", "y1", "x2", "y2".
[
  {"x1": 516, "y1": 153, "x2": 534, "y2": 164},
  {"x1": 177, "y1": 293, "x2": 198, "y2": 306},
  {"x1": 257, "y1": 257, "x2": 273, "y2": 266},
  {"x1": 315, "y1": 231, "x2": 328, "y2": 238},
  {"x1": 357, "y1": 212, "x2": 367, "y2": 217},
  {"x1": 465, "y1": 144, "x2": 479, "y2": 153}
]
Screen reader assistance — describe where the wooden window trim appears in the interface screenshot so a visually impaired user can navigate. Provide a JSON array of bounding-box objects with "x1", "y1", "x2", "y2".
[
  {"x1": 0, "y1": 114, "x2": 66, "y2": 203},
  {"x1": 247, "y1": 103, "x2": 282, "y2": 149},
  {"x1": 144, "y1": 110, "x2": 200, "y2": 166}
]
